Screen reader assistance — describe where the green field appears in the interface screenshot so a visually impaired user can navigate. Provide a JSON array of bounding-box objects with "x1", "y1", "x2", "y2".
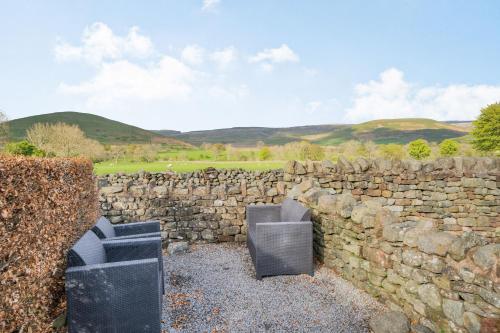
[
  {"x1": 94, "y1": 160, "x2": 285, "y2": 175},
  {"x1": 158, "y1": 148, "x2": 216, "y2": 160}
]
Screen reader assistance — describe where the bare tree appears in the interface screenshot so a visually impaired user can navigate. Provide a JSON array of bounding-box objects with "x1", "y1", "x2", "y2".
[
  {"x1": 26, "y1": 123, "x2": 52, "y2": 150},
  {"x1": 27, "y1": 122, "x2": 105, "y2": 160},
  {"x1": 104, "y1": 145, "x2": 126, "y2": 164},
  {"x1": 0, "y1": 110, "x2": 9, "y2": 146},
  {"x1": 138, "y1": 144, "x2": 159, "y2": 162}
]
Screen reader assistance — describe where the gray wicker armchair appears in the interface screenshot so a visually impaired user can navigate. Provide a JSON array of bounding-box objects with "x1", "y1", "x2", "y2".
[
  {"x1": 92, "y1": 216, "x2": 161, "y2": 240},
  {"x1": 246, "y1": 198, "x2": 313, "y2": 280},
  {"x1": 66, "y1": 231, "x2": 162, "y2": 333},
  {"x1": 91, "y1": 216, "x2": 164, "y2": 294}
]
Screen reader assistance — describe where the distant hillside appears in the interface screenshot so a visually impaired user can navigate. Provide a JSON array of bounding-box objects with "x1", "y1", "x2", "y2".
[
  {"x1": 153, "y1": 125, "x2": 346, "y2": 146},
  {"x1": 8, "y1": 112, "x2": 192, "y2": 146},
  {"x1": 10, "y1": 113, "x2": 469, "y2": 147},
  {"x1": 154, "y1": 118, "x2": 470, "y2": 146},
  {"x1": 313, "y1": 118, "x2": 470, "y2": 145}
]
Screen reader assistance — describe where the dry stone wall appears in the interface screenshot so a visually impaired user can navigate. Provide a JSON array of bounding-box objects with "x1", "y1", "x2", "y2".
[
  {"x1": 286, "y1": 157, "x2": 499, "y2": 333},
  {"x1": 285, "y1": 157, "x2": 499, "y2": 241},
  {"x1": 98, "y1": 168, "x2": 285, "y2": 243},
  {"x1": 98, "y1": 157, "x2": 499, "y2": 333}
]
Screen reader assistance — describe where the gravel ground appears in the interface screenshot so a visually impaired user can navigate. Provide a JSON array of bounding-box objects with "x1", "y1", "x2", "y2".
[{"x1": 162, "y1": 243, "x2": 385, "y2": 333}]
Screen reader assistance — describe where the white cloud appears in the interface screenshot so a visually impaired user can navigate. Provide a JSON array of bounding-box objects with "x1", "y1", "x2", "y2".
[
  {"x1": 54, "y1": 22, "x2": 154, "y2": 65},
  {"x1": 58, "y1": 56, "x2": 196, "y2": 107},
  {"x1": 55, "y1": 24, "x2": 254, "y2": 114},
  {"x1": 54, "y1": 42, "x2": 82, "y2": 62},
  {"x1": 181, "y1": 44, "x2": 205, "y2": 65},
  {"x1": 54, "y1": 24, "x2": 306, "y2": 113},
  {"x1": 210, "y1": 46, "x2": 237, "y2": 69},
  {"x1": 345, "y1": 68, "x2": 500, "y2": 122},
  {"x1": 202, "y1": 0, "x2": 220, "y2": 11},
  {"x1": 124, "y1": 26, "x2": 155, "y2": 58},
  {"x1": 249, "y1": 44, "x2": 299, "y2": 64}
]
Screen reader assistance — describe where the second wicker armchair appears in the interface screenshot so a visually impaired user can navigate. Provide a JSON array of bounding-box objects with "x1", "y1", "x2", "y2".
[{"x1": 246, "y1": 198, "x2": 313, "y2": 280}]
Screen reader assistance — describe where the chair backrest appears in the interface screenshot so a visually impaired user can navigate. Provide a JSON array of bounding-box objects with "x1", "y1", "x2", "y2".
[
  {"x1": 67, "y1": 230, "x2": 107, "y2": 267},
  {"x1": 280, "y1": 198, "x2": 311, "y2": 222},
  {"x1": 92, "y1": 216, "x2": 116, "y2": 239}
]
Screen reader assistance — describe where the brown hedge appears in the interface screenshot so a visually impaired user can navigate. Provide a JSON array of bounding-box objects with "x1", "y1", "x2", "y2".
[{"x1": 0, "y1": 156, "x2": 99, "y2": 332}]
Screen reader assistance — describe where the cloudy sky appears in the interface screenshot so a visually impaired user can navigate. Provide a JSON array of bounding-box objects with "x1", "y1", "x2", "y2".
[{"x1": 1, "y1": 1, "x2": 500, "y2": 131}]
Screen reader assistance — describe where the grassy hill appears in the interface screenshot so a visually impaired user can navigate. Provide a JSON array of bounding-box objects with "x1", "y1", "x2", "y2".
[
  {"x1": 8, "y1": 113, "x2": 470, "y2": 147},
  {"x1": 155, "y1": 118, "x2": 470, "y2": 146},
  {"x1": 153, "y1": 125, "x2": 347, "y2": 146},
  {"x1": 312, "y1": 118, "x2": 470, "y2": 145},
  {"x1": 8, "y1": 111, "x2": 192, "y2": 146}
]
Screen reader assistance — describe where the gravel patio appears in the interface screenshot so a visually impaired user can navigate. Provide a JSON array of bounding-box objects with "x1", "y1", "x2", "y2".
[{"x1": 162, "y1": 243, "x2": 386, "y2": 333}]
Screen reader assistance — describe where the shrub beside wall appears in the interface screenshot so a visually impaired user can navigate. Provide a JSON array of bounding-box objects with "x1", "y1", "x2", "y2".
[{"x1": 0, "y1": 156, "x2": 99, "y2": 332}]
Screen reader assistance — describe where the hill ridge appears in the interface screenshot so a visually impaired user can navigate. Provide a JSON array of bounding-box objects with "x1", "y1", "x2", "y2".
[
  {"x1": 153, "y1": 118, "x2": 470, "y2": 146},
  {"x1": 7, "y1": 112, "x2": 471, "y2": 147},
  {"x1": 7, "y1": 111, "x2": 191, "y2": 146}
]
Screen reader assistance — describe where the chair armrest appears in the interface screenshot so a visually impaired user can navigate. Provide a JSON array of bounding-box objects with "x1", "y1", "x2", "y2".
[
  {"x1": 246, "y1": 205, "x2": 281, "y2": 239},
  {"x1": 103, "y1": 237, "x2": 162, "y2": 263},
  {"x1": 65, "y1": 257, "x2": 158, "y2": 274},
  {"x1": 255, "y1": 221, "x2": 312, "y2": 245},
  {"x1": 106, "y1": 232, "x2": 161, "y2": 241},
  {"x1": 66, "y1": 258, "x2": 161, "y2": 332},
  {"x1": 254, "y1": 222, "x2": 313, "y2": 274},
  {"x1": 114, "y1": 220, "x2": 160, "y2": 236}
]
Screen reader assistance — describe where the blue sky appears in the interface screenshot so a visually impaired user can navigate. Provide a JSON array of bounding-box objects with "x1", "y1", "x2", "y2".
[{"x1": 1, "y1": 1, "x2": 499, "y2": 131}]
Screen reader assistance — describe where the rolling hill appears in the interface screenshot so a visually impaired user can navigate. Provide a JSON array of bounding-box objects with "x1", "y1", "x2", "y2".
[
  {"x1": 154, "y1": 118, "x2": 471, "y2": 146},
  {"x1": 154, "y1": 125, "x2": 346, "y2": 146},
  {"x1": 7, "y1": 112, "x2": 471, "y2": 147},
  {"x1": 7, "y1": 112, "x2": 192, "y2": 147},
  {"x1": 312, "y1": 118, "x2": 470, "y2": 145}
]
